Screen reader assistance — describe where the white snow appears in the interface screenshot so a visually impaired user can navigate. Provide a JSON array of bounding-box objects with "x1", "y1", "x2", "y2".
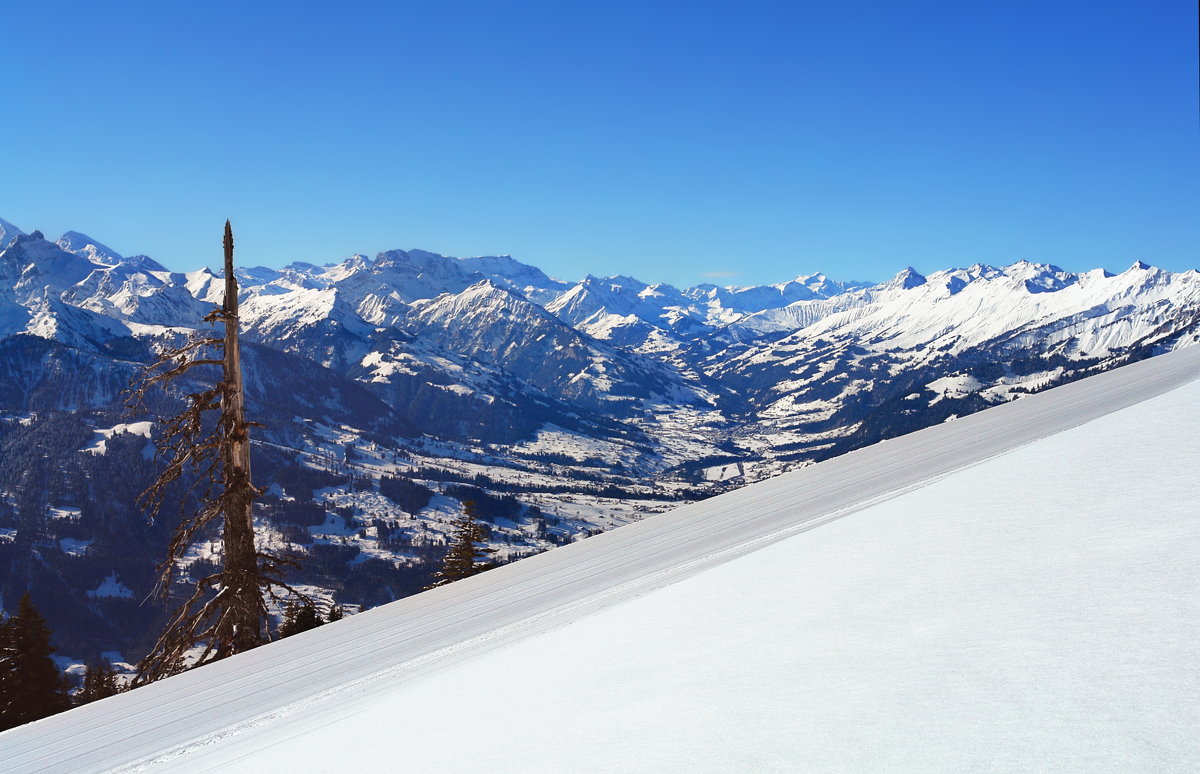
[
  {"x1": 58, "y1": 538, "x2": 93, "y2": 556},
  {"x1": 82, "y1": 421, "x2": 153, "y2": 455},
  {"x1": 744, "y1": 262, "x2": 1200, "y2": 363},
  {"x1": 85, "y1": 572, "x2": 134, "y2": 600},
  {"x1": 701, "y1": 461, "x2": 745, "y2": 481},
  {"x1": 3, "y1": 345, "x2": 1198, "y2": 772},
  {"x1": 513, "y1": 423, "x2": 629, "y2": 462},
  {"x1": 220, "y1": 367, "x2": 1200, "y2": 772},
  {"x1": 925, "y1": 372, "x2": 983, "y2": 402},
  {"x1": 55, "y1": 232, "x2": 123, "y2": 266}
]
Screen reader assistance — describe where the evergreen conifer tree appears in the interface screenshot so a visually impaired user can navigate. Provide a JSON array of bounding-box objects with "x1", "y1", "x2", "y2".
[
  {"x1": 426, "y1": 500, "x2": 495, "y2": 588},
  {"x1": 0, "y1": 593, "x2": 71, "y2": 730},
  {"x1": 76, "y1": 659, "x2": 120, "y2": 706},
  {"x1": 278, "y1": 602, "x2": 324, "y2": 638}
]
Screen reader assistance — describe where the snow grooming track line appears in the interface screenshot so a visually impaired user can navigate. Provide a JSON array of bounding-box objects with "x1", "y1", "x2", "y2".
[{"x1": 2, "y1": 344, "x2": 1199, "y2": 773}]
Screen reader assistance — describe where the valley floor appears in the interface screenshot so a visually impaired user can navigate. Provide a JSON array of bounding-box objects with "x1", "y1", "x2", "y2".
[{"x1": 3, "y1": 345, "x2": 1198, "y2": 773}]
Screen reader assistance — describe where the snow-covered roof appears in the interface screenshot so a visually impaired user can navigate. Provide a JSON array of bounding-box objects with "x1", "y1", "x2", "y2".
[{"x1": 4, "y1": 345, "x2": 1199, "y2": 772}]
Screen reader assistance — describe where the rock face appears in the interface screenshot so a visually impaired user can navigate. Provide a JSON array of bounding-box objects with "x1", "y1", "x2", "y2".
[{"x1": 0, "y1": 217, "x2": 1196, "y2": 664}]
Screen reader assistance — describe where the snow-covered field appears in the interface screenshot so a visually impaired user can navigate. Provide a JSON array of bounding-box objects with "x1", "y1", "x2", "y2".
[
  {"x1": 3, "y1": 345, "x2": 1198, "y2": 772},
  {"x1": 81, "y1": 422, "x2": 153, "y2": 455}
]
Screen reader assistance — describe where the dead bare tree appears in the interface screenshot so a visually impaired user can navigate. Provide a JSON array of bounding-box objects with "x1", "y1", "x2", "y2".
[{"x1": 128, "y1": 221, "x2": 303, "y2": 684}]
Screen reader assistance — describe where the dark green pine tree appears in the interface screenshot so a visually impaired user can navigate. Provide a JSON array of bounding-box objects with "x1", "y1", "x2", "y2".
[
  {"x1": 426, "y1": 500, "x2": 496, "y2": 589},
  {"x1": 326, "y1": 603, "x2": 344, "y2": 623},
  {"x1": 76, "y1": 659, "x2": 120, "y2": 706},
  {"x1": 0, "y1": 592, "x2": 71, "y2": 730},
  {"x1": 278, "y1": 602, "x2": 324, "y2": 639}
]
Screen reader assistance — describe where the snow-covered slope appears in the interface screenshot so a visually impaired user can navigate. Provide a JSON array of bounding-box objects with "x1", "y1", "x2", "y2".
[{"x1": 4, "y1": 343, "x2": 1197, "y2": 773}]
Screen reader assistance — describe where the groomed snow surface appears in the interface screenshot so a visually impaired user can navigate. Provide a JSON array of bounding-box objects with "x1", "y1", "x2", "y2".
[{"x1": 4, "y1": 346, "x2": 1199, "y2": 773}]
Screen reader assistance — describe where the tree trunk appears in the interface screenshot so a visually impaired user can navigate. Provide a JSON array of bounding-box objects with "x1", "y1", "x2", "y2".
[{"x1": 216, "y1": 220, "x2": 262, "y2": 655}]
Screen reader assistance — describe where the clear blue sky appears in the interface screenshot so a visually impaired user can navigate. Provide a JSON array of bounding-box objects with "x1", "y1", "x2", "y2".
[{"x1": 3, "y1": 1, "x2": 1196, "y2": 287}]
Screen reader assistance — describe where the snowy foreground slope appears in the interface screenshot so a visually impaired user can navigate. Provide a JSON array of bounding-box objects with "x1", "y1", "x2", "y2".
[{"x1": 4, "y1": 346, "x2": 1200, "y2": 773}]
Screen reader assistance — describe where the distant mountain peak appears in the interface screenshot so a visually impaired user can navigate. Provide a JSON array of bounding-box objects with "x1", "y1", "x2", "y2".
[
  {"x1": 0, "y1": 216, "x2": 25, "y2": 248},
  {"x1": 283, "y1": 261, "x2": 323, "y2": 273},
  {"x1": 124, "y1": 254, "x2": 169, "y2": 273},
  {"x1": 886, "y1": 266, "x2": 926, "y2": 290},
  {"x1": 57, "y1": 231, "x2": 123, "y2": 265},
  {"x1": 465, "y1": 277, "x2": 501, "y2": 292}
]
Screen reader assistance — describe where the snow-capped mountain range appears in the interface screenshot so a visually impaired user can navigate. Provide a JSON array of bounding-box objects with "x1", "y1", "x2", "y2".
[
  {"x1": 0, "y1": 216, "x2": 1196, "y2": 666},
  {"x1": 3, "y1": 218, "x2": 1196, "y2": 474}
]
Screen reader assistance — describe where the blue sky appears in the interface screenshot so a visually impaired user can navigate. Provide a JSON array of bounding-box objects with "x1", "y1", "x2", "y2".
[{"x1": 3, "y1": 1, "x2": 1196, "y2": 287}]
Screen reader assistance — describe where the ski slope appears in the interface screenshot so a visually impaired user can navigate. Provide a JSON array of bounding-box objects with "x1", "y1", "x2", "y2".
[{"x1": 3, "y1": 345, "x2": 1199, "y2": 772}]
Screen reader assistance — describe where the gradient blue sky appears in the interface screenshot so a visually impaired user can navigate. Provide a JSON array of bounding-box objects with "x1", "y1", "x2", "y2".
[{"x1": 3, "y1": 1, "x2": 1196, "y2": 287}]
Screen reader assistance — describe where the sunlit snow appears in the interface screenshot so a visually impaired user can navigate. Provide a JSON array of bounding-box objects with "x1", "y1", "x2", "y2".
[
  {"x1": 86, "y1": 572, "x2": 134, "y2": 600},
  {"x1": 192, "y1": 361, "x2": 1200, "y2": 773},
  {"x1": 82, "y1": 421, "x2": 153, "y2": 455}
]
